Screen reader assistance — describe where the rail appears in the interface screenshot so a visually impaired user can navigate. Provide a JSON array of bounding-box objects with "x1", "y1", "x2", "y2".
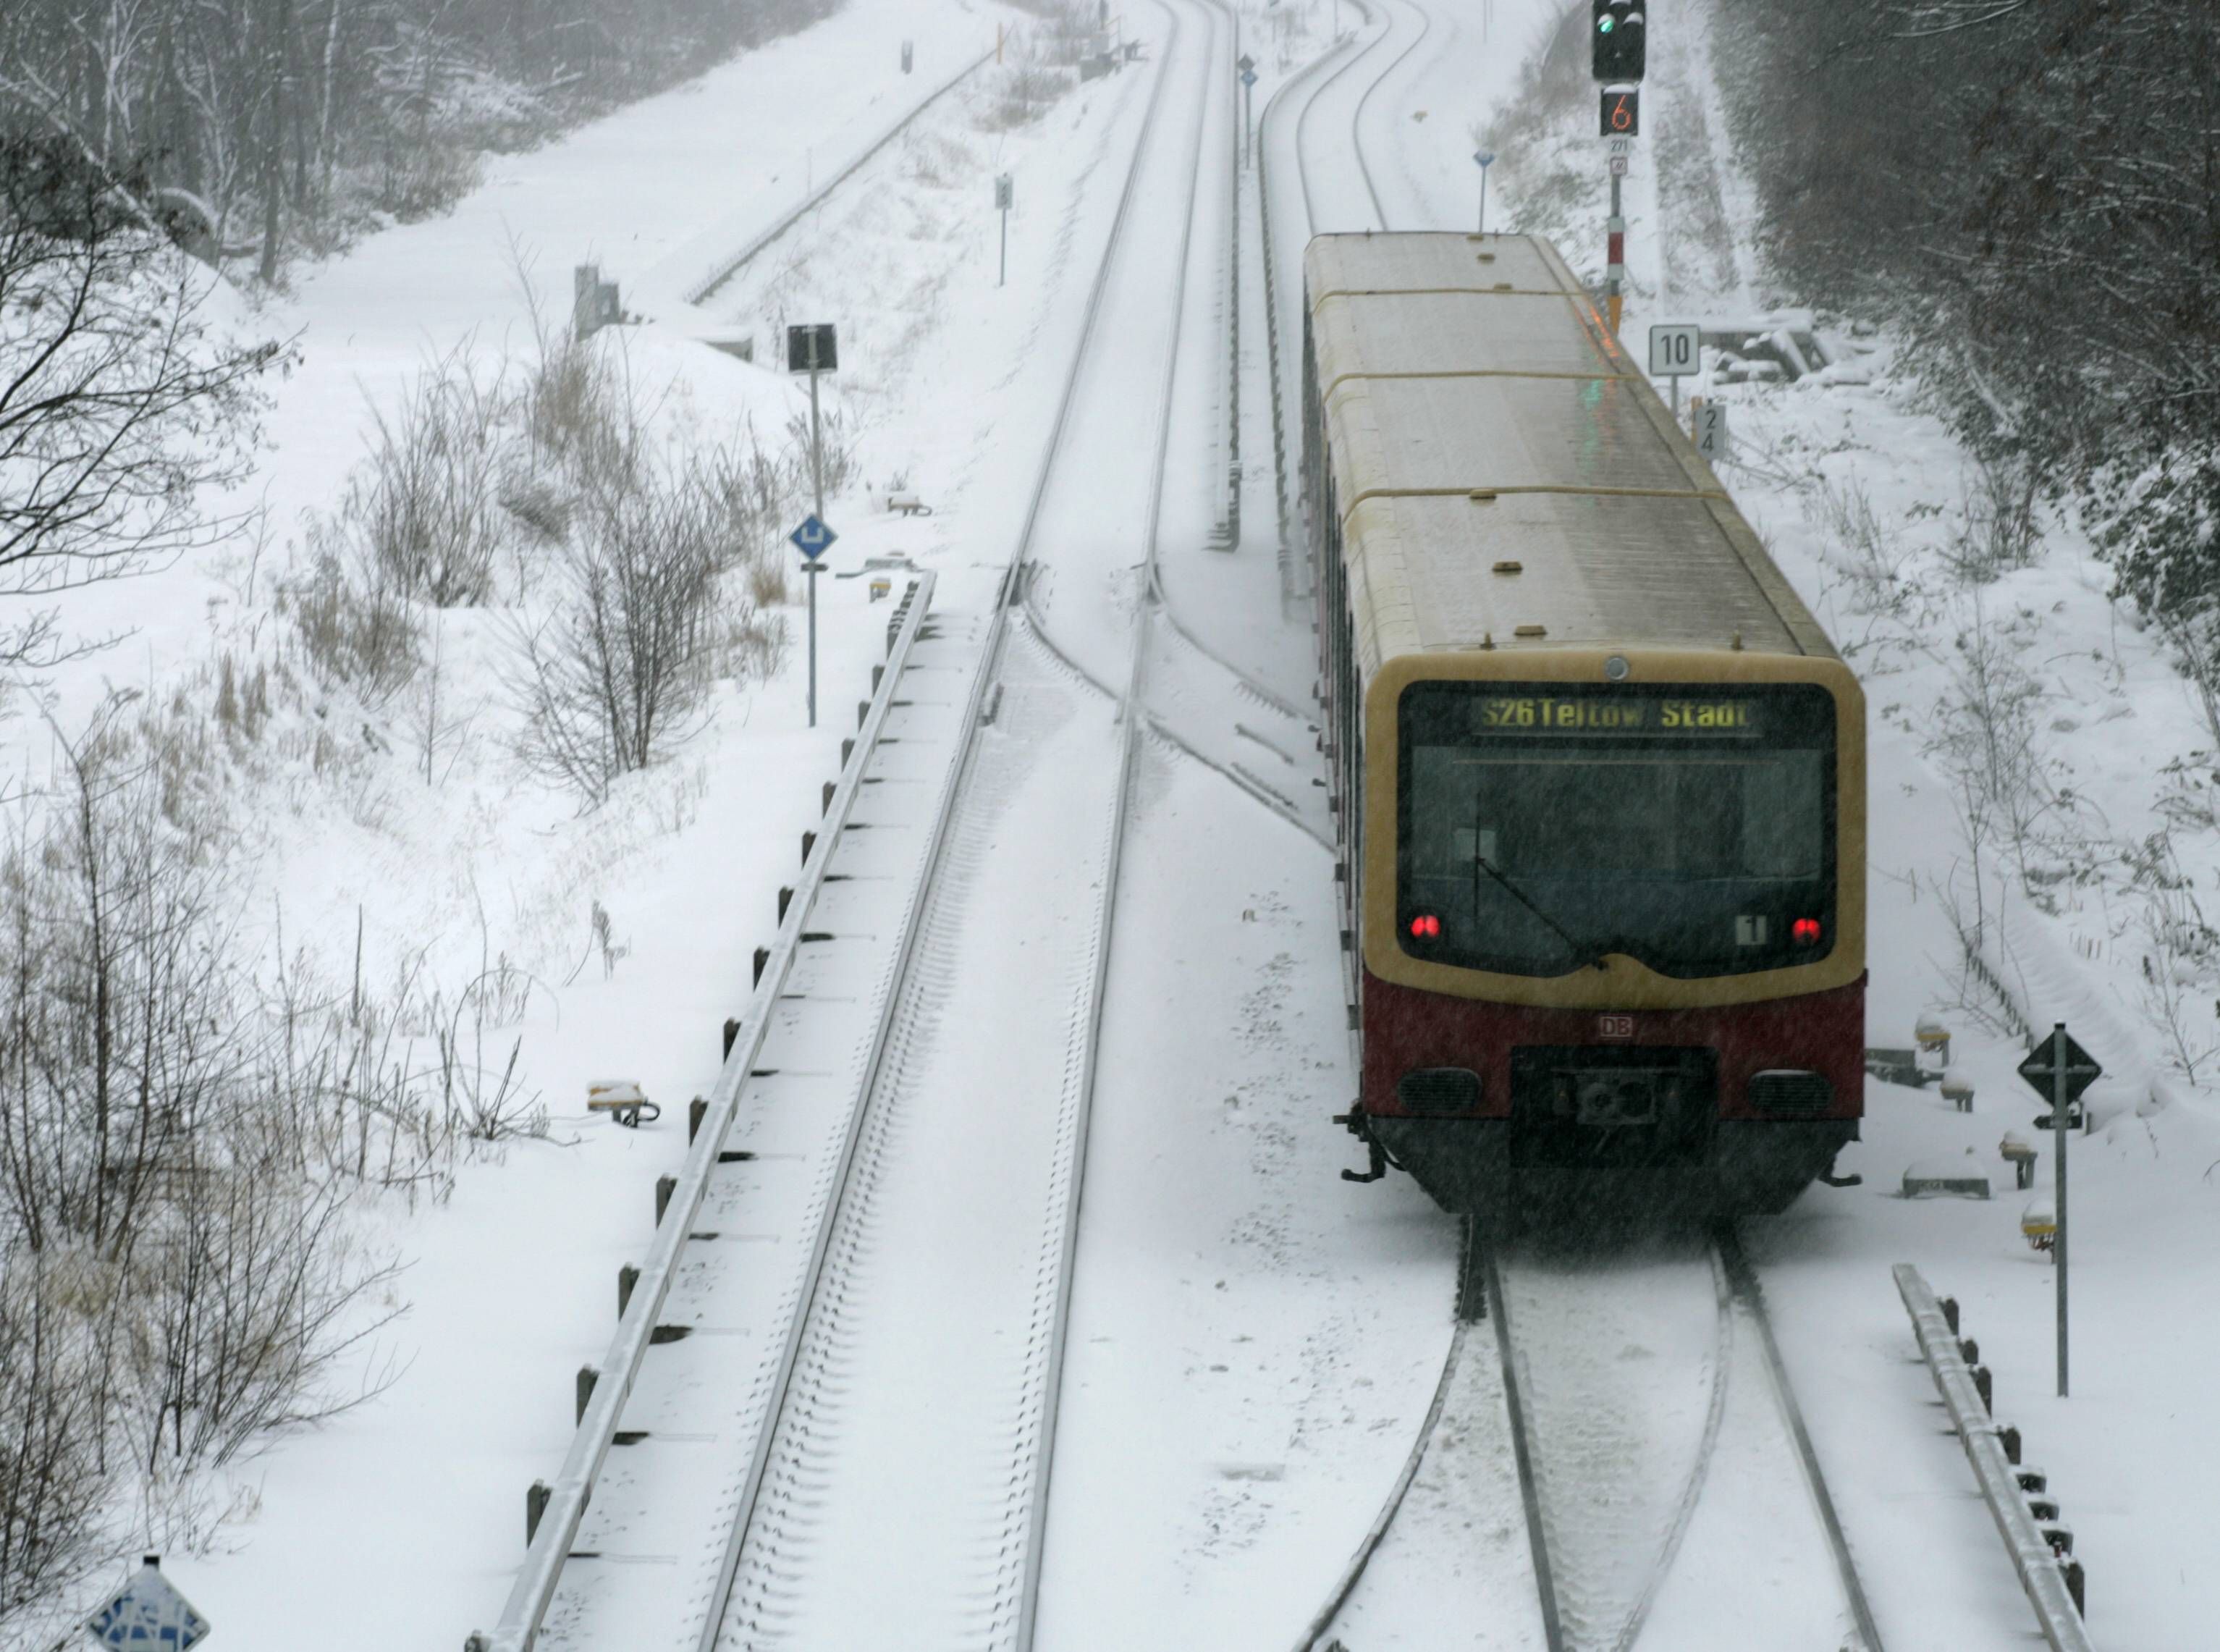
[
  {"x1": 1720, "y1": 1229, "x2": 1886, "y2": 1652},
  {"x1": 1014, "y1": 0, "x2": 1215, "y2": 1638},
  {"x1": 1347, "y1": 0, "x2": 1429, "y2": 229},
  {"x1": 1286, "y1": 1222, "x2": 1560, "y2": 1652},
  {"x1": 465, "y1": 571, "x2": 937, "y2": 1652},
  {"x1": 1484, "y1": 1236, "x2": 1571, "y2": 1652},
  {"x1": 1894, "y1": 1264, "x2": 2097, "y2": 1652},
  {"x1": 680, "y1": 48, "x2": 995, "y2": 304}
]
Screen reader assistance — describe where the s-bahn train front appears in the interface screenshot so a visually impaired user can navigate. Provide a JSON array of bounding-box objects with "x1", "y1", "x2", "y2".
[
  {"x1": 1305, "y1": 231, "x2": 1866, "y2": 1217},
  {"x1": 1350, "y1": 649, "x2": 1865, "y2": 1215}
]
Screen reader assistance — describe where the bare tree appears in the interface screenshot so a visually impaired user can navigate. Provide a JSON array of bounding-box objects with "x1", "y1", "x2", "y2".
[
  {"x1": 124, "y1": 1130, "x2": 403, "y2": 1478},
  {"x1": 505, "y1": 468, "x2": 767, "y2": 805},
  {"x1": 0, "y1": 694, "x2": 240, "y2": 1258},
  {"x1": 0, "y1": 1245, "x2": 113, "y2": 1632},
  {"x1": 0, "y1": 129, "x2": 285, "y2": 665}
]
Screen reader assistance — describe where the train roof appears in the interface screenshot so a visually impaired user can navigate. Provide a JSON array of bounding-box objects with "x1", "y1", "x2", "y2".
[{"x1": 1305, "y1": 232, "x2": 1837, "y2": 683}]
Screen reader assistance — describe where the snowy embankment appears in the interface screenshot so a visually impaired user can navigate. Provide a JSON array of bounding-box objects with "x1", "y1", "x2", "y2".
[
  {"x1": 1474, "y1": 1, "x2": 2220, "y2": 1643},
  {"x1": 2, "y1": 0, "x2": 1174, "y2": 1644}
]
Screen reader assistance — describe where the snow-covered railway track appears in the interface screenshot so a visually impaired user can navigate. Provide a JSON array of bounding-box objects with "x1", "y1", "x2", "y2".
[
  {"x1": 703, "y1": 0, "x2": 1236, "y2": 1640},
  {"x1": 1297, "y1": 1225, "x2": 1887, "y2": 1652},
  {"x1": 1497, "y1": 1228, "x2": 1888, "y2": 1652},
  {"x1": 469, "y1": 2, "x2": 1239, "y2": 1648},
  {"x1": 1282, "y1": 0, "x2": 1424, "y2": 234}
]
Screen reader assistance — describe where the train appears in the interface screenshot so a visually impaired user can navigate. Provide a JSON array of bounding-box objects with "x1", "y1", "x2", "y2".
[{"x1": 1303, "y1": 231, "x2": 1866, "y2": 1218}]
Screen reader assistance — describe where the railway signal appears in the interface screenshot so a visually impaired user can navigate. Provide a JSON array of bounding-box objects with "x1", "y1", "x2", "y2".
[
  {"x1": 1592, "y1": 0, "x2": 1646, "y2": 82},
  {"x1": 1599, "y1": 86, "x2": 1639, "y2": 137}
]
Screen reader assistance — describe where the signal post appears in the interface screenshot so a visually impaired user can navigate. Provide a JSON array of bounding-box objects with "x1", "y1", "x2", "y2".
[{"x1": 1592, "y1": 1, "x2": 1645, "y2": 334}]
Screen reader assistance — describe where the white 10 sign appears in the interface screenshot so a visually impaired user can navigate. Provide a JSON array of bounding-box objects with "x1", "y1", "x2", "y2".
[{"x1": 1648, "y1": 322, "x2": 1700, "y2": 378}]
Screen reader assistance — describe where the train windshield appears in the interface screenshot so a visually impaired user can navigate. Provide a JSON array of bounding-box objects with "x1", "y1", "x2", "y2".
[{"x1": 1397, "y1": 681, "x2": 1837, "y2": 977}]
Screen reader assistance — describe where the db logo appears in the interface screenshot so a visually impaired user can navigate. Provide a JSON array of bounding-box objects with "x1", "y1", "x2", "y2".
[{"x1": 1597, "y1": 1013, "x2": 1635, "y2": 1042}]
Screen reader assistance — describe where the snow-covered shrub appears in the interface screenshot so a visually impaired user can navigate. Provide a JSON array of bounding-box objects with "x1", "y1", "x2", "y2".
[
  {"x1": 0, "y1": 696, "x2": 434, "y2": 1638},
  {"x1": 1943, "y1": 452, "x2": 2042, "y2": 585},
  {"x1": 505, "y1": 461, "x2": 784, "y2": 806},
  {"x1": 2095, "y1": 442, "x2": 2220, "y2": 649},
  {"x1": 0, "y1": 1245, "x2": 113, "y2": 1632},
  {"x1": 785, "y1": 403, "x2": 863, "y2": 502},
  {"x1": 523, "y1": 332, "x2": 639, "y2": 492},
  {"x1": 1806, "y1": 476, "x2": 1913, "y2": 619},
  {"x1": 351, "y1": 346, "x2": 514, "y2": 607},
  {"x1": 282, "y1": 539, "x2": 423, "y2": 706}
]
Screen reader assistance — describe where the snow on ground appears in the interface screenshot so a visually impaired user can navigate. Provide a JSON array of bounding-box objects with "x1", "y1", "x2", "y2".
[
  {"x1": 1468, "y1": 1, "x2": 2220, "y2": 1645},
  {"x1": 28, "y1": 0, "x2": 2219, "y2": 1644},
  {"x1": 7, "y1": 1, "x2": 1184, "y2": 1644}
]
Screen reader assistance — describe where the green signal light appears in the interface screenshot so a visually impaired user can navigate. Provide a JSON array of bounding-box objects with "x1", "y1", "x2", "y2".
[{"x1": 1598, "y1": 15, "x2": 1614, "y2": 28}]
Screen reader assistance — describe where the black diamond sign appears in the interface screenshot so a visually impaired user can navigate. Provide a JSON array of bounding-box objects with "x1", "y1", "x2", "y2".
[{"x1": 2017, "y1": 1026, "x2": 2103, "y2": 1105}]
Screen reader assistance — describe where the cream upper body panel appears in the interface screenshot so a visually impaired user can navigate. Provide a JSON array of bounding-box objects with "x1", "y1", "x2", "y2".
[{"x1": 1306, "y1": 232, "x2": 1836, "y2": 682}]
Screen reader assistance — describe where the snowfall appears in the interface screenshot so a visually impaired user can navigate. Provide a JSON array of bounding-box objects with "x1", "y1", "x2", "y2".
[{"x1": 15, "y1": 0, "x2": 2219, "y2": 1648}]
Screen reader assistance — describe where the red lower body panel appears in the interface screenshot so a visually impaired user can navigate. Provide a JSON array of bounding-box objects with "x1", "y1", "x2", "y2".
[
  {"x1": 1361, "y1": 969, "x2": 1866, "y2": 1122},
  {"x1": 1354, "y1": 969, "x2": 1867, "y2": 1215}
]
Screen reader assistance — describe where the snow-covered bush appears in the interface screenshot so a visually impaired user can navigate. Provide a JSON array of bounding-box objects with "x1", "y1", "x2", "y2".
[
  {"x1": 350, "y1": 346, "x2": 514, "y2": 608},
  {"x1": 505, "y1": 460, "x2": 784, "y2": 806},
  {"x1": 282, "y1": 539, "x2": 425, "y2": 705},
  {"x1": 0, "y1": 697, "x2": 433, "y2": 1640}
]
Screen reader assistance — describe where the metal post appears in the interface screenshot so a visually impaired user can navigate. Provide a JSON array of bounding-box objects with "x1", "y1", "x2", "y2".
[
  {"x1": 1670, "y1": 374, "x2": 1680, "y2": 420},
  {"x1": 807, "y1": 363, "x2": 823, "y2": 729},
  {"x1": 1000, "y1": 203, "x2": 1008, "y2": 287},
  {"x1": 1605, "y1": 172, "x2": 1625, "y2": 337},
  {"x1": 1244, "y1": 78, "x2": 1254, "y2": 168},
  {"x1": 2052, "y1": 1022, "x2": 2069, "y2": 1397},
  {"x1": 1478, "y1": 165, "x2": 1488, "y2": 235}
]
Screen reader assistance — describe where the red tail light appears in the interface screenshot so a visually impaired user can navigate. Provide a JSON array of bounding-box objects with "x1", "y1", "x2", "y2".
[
  {"x1": 1409, "y1": 913, "x2": 1442, "y2": 940},
  {"x1": 1792, "y1": 917, "x2": 1823, "y2": 945}
]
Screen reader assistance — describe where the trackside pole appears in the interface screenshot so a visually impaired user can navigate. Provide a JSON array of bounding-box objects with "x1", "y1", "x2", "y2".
[
  {"x1": 1606, "y1": 170, "x2": 1625, "y2": 337},
  {"x1": 2016, "y1": 1022, "x2": 2098, "y2": 1399},
  {"x1": 996, "y1": 173, "x2": 1013, "y2": 287},
  {"x1": 808, "y1": 363, "x2": 822, "y2": 728},
  {"x1": 2053, "y1": 1023, "x2": 2069, "y2": 1396}
]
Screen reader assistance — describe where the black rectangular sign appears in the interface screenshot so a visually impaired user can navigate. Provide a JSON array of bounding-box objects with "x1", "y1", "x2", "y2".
[{"x1": 786, "y1": 323, "x2": 837, "y2": 374}]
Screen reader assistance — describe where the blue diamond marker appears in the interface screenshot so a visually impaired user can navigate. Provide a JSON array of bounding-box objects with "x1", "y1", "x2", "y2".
[
  {"x1": 87, "y1": 1561, "x2": 210, "y2": 1650},
  {"x1": 789, "y1": 515, "x2": 837, "y2": 560}
]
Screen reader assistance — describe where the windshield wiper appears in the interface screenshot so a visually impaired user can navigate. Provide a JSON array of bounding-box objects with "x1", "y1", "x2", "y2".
[{"x1": 1474, "y1": 853, "x2": 1611, "y2": 972}]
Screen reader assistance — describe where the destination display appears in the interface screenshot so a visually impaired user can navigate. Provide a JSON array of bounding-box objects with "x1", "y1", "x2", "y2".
[{"x1": 1474, "y1": 694, "x2": 1760, "y2": 735}]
